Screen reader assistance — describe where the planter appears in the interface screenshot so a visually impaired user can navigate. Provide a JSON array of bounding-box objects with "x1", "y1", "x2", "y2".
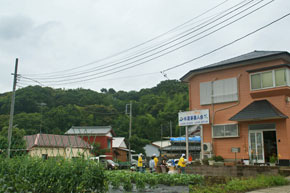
[
  {"x1": 209, "y1": 160, "x2": 215, "y2": 166},
  {"x1": 214, "y1": 162, "x2": 224, "y2": 166},
  {"x1": 269, "y1": 163, "x2": 276, "y2": 166}
]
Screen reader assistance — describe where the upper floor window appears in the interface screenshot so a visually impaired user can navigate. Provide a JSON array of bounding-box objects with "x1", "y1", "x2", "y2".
[
  {"x1": 200, "y1": 77, "x2": 238, "y2": 105},
  {"x1": 250, "y1": 68, "x2": 288, "y2": 90}
]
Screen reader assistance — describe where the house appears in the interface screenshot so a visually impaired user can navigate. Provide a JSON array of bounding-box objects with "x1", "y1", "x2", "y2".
[
  {"x1": 24, "y1": 133, "x2": 91, "y2": 159},
  {"x1": 112, "y1": 137, "x2": 130, "y2": 162},
  {"x1": 181, "y1": 50, "x2": 290, "y2": 166},
  {"x1": 65, "y1": 126, "x2": 115, "y2": 159},
  {"x1": 144, "y1": 140, "x2": 171, "y2": 157}
]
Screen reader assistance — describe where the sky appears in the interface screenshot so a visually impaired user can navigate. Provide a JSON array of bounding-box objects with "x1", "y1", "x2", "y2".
[{"x1": 0, "y1": 0, "x2": 290, "y2": 93}]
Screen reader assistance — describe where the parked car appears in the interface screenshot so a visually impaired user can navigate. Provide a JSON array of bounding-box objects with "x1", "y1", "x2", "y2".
[{"x1": 106, "y1": 160, "x2": 119, "y2": 170}]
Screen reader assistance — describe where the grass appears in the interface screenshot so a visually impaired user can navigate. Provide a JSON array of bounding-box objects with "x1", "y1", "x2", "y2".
[{"x1": 189, "y1": 175, "x2": 289, "y2": 193}]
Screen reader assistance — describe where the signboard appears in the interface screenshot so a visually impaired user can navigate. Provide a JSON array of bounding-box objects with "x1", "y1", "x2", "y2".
[
  {"x1": 178, "y1": 109, "x2": 209, "y2": 126},
  {"x1": 231, "y1": 147, "x2": 240, "y2": 153}
]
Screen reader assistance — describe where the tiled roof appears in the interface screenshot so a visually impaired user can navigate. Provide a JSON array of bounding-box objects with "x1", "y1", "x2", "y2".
[
  {"x1": 181, "y1": 50, "x2": 290, "y2": 82},
  {"x1": 24, "y1": 134, "x2": 91, "y2": 149},
  {"x1": 229, "y1": 100, "x2": 288, "y2": 121},
  {"x1": 65, "y1": 126, "x2": 114, "y2": 136}
]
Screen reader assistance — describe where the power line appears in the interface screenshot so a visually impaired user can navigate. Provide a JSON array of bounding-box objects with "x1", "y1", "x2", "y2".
[
  {"x1": 162, "y1": 12, "x2": 290, "y2": 72},
  {"x1": 22, "y1": 0, "x2": 231, "y2": 77},
  {"x1": 23, "y1": 0, "x2": 272, "y2": 85},
  {"x1": 23, "y1": 0, "x2": 253, "y2": 80}
]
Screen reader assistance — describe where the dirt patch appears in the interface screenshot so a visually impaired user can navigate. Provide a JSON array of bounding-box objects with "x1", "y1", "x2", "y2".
[{"x1": 109, "y1": 184, "x2": 189, "y2": 193}]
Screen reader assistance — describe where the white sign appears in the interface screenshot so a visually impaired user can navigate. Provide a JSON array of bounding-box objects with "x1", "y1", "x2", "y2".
[{"x1": 178, "y1": 109, "x2": 209, "y2": 126}]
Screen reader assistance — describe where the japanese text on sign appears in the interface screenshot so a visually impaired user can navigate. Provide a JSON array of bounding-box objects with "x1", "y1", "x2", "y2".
[{"x1": 178, "y1": 109, "x2": 209, "y2": 126}]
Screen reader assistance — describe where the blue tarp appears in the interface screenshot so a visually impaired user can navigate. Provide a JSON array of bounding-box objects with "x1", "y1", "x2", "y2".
[{"x1": 170, "y1": 136, "x2": 201, "y2": 142}]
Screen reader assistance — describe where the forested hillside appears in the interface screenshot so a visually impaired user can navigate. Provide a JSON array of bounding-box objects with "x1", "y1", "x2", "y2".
[{"x1": 0, "y1": 80, "x2": 188, "y2": 152}]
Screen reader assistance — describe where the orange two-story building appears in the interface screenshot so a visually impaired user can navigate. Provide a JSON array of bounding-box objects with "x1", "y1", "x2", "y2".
[{"x1": 181, "y1": 51, "x2": 290, "y2": 166}]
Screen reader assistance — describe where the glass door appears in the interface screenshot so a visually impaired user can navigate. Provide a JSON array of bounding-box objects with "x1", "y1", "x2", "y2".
[{"x1": 249, "y1": 131, "x2": 264, "y2": 163}]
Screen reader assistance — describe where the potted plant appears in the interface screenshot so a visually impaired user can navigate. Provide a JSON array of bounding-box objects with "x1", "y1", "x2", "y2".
[
  {"x1": 208, "y1": 157, "x2": 215, "y2": 166},
  {"x1": 213, "y1": 155, "x2": 224, "y2": 166},
  {"x1": 269, "y1": 155, "x2": 277, "y2": 166}
]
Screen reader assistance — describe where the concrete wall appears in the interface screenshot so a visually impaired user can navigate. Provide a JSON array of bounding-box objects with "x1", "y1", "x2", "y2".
[{"x1": 186, "y1": 165, "x2": 279, "y2": 177}]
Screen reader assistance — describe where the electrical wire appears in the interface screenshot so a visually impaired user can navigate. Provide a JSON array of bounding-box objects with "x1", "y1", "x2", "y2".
[
  {"x1": 162, "y1": 12, "x2": 290, "y2": 72},
  {"x1": 22, "y1": 0, "x2": 231, "y2": 77},
  {"x1": 26, "y1": 0, "x2": 253, "y2": 80}
]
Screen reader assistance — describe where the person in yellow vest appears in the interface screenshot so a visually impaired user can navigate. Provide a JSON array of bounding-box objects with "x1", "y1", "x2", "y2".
[
  {"x1": 177, "y1": 154, "x2": 186, "y2": 174},
  {"x1": 138, "y1": 153, "x2": 144, "y2": 173},
  {"x1": 153, "y1": 154, "x2": 158, "y2": 171}
]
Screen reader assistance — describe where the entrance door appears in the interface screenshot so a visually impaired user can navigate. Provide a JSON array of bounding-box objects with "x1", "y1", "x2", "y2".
[{"x1": 249, "y1": 131, "x2": 264, "y2": 163}]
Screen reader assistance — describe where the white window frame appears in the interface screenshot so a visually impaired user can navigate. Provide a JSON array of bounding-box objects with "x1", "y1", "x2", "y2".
[
  {"x1": 250, "y1": 68, "x2": 289, "y2": 91},
  {"x1": 212, "y1": 124, "x2": 239, "y2": 138},
  {"x1": 200, "y1": 77, "x2": 238, "y2": 105}
]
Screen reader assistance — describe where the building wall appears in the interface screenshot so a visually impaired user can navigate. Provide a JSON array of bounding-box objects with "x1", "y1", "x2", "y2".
[
  {"x1": 28, "y1": 147, "x2": 90, "y2": 158},
  {"x1": 113, "y1": 148, "x2": 128, "y2": 162},
  {"x1": 144, "y1": 144, "x2": 160, "y2": 157},
  {"x1": 188, "y1": 59, "x2": 290, "y2": 160},
  {"x1": 81, "y1": 136, "x2": 113, "y2": 158}
]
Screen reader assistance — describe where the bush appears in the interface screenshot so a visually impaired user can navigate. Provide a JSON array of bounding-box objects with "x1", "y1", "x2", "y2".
[
  {"x1": 213, "y1": 155, "x2": 224, "y2": 162},
  {"x1": 0, "y1": 156, "x2": 107, "y2": 193}
]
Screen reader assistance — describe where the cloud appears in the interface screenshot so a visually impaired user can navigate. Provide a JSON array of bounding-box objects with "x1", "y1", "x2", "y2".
[{"x1": 0, "y1": 15, "x2": 34, "y2": 40}]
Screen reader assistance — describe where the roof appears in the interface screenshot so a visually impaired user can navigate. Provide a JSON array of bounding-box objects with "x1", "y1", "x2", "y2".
[
  {"x1": 181, "y1": 51, "x2": 290, "y2": 82},
  {"x1": 151, "y1": 140, "x2": 171, "y2": 148},
  {"x1": 229, "y1": 100, "x2": 288, "y2": 122},
  {"x1": 24, "y1": 134, "x2": 91, "y2": 149},
  {"x1": 112, "y1": 137, "x2": 127, "y2": 148},
  {"x1": 65, "y1": 126, "x2": 115, "y2": 136}
]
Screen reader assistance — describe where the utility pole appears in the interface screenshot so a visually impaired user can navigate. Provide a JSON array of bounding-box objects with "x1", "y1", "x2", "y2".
[
  {"x1": 7, "y1": 58, "x2": 18, "y2": 158},
  {"x1": 169, "y1": 121, "x2": 172, "y2": 137},
  {"x1": 160, "y1": 124, "x2": 163, "y2": 156},
  {"x1": 126, "y1": 102, "x2": 132, "y2": 162},
  {"x1": 39, "y1": 102, "x2": 46, "y2": 134}
]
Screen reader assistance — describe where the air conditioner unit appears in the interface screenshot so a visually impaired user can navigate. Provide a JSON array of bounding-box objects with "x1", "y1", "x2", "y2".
[{"x1": 203, "y1": 143, "x2": 212, "y2": 152}]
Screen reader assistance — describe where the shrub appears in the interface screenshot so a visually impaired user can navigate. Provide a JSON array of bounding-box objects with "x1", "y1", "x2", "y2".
[
  {"x1": 213, "y1": 155, "x2": 224, "y2": 162},
  {"x1": 0, "y1": 156, "x2": 107, "y2": 193}
]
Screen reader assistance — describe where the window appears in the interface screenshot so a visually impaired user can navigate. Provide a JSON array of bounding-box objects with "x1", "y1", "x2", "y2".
[
  {"x1": 212, "y1": 124, "x2": 239, "y2": 138},
  {"x1": 42, "y1": 154, "x2": 48, "y2": 160},
  {"x1": 250, "y1": 68, "x2": 288, "y2": 90},
  {"x1": 200, "y1": 77, "x2": 238, "y2": 105},
  {"x1": 107, "y1": 139, "x2": 111, "y2": 148}
]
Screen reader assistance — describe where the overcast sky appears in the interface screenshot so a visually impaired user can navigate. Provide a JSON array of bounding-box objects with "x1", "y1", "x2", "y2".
[{"x1": 0, "y1": 0, "x2": 289, "y2": 93}]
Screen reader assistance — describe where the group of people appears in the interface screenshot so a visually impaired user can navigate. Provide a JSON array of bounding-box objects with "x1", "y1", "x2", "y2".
[{"x1": 137, "y1": 153, "x2": 187, "y2": 174}]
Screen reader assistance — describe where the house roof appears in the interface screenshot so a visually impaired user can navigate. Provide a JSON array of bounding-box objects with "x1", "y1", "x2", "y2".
[
  {"x1": 24, "y1": 134, "x2": 91, "y2": 150},
  {"x1": 112, "y1": 137, "x2": 127, "y2": 149},
  {"x1": 181, "y1": 51, "x2": 290, "y2": 82},
  {"x1": 152, "y1": 140, "x2": 171, "y2": 148},
  {"x1": 65, "y1": 126, "x2": 115, "y2": 136},
  {"x1": 229, "y1": 100, "x2": 288, "y2": 122}
]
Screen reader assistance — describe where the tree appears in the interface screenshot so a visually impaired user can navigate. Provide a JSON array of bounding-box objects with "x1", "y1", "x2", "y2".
[
  {"x1": 129, "y1": 135, "x2": 150, "y2": 155},
  {"x1": 90, "y1": 143, "x2": 109, "y2": 156},
  {"x1": 0, "y1": 127, "x2": 26, "y2": 157}
]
